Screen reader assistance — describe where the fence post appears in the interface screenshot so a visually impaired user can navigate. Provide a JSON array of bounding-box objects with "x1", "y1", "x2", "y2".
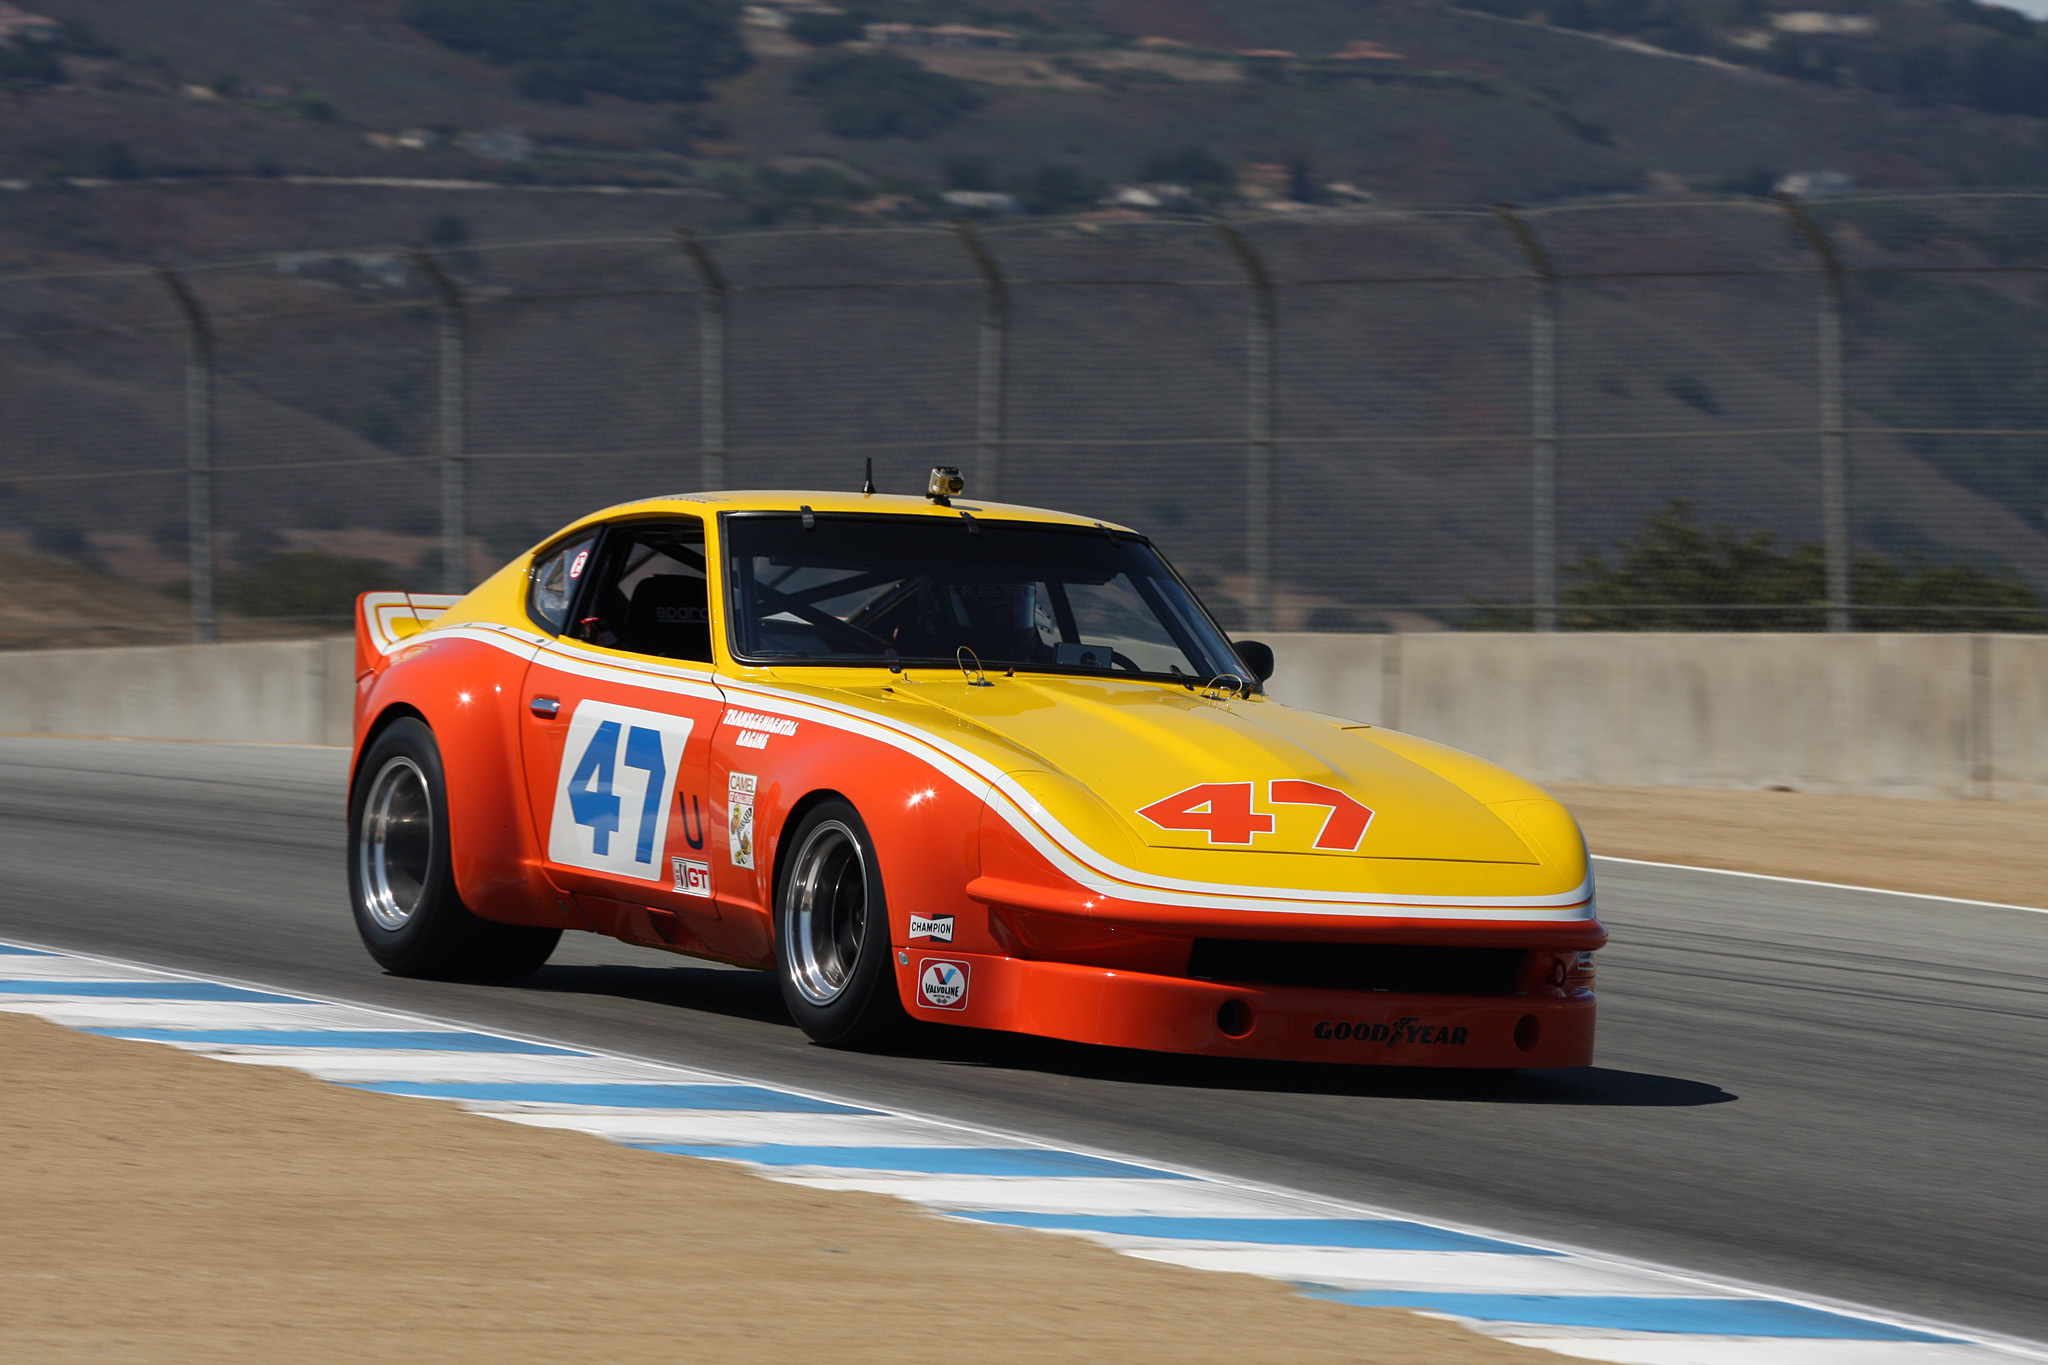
[
  {"x1": 1213, "y1": 220, "x2": 1275, "y2": 634},
  {"x1": 1779, "y1": 194, "x2": 1852, "y2": 633},
  {"x1": 1494, "y1": 205, "x2": 1559, "y2": 632},
  {"x1": 678, "y1": 231, "x2": 728, "y2": 491},
  {"x1": 410, "y1": 250, "x2": 468, "y2": 595},
  {"x1": 155, "y1": 267, "x2": 215, "y2": 643},
  {"x1": 953, "y1": 220, "x2": 1009, "y2": 500}
]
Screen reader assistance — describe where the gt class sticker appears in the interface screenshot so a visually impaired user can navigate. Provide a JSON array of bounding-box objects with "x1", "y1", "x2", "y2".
[
  {"x1": 671, "y1": 857, "x2": 711, "y2": 897},
  {"x1": 917, "y1": 958, "x2": 970, "y2": 1009},
  {"x1": 547, "y1": 701, "x2": 695, "y2": 881},
  {"x1": 1137, "y1": 780, "x2": 1374, "y2": 851}
]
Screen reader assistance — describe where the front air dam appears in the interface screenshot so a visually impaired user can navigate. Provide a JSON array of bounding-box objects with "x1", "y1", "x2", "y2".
[{"x1": 894, "y1": 951, "x2": 1595, "y2": 1068}]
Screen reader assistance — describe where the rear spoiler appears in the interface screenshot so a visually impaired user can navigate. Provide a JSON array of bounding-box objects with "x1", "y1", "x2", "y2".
[{"x1": 354, "y1": 591, "x2": 464, "y2": 680}]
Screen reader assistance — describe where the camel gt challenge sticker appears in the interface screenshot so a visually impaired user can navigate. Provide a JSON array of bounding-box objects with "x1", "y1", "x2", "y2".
[
  {"x1": 728, "y1": 771, "x2": 756, "y2": 870},
  {"x1": 917, "y1": 958, "x2": 970, "y2": 1010}
]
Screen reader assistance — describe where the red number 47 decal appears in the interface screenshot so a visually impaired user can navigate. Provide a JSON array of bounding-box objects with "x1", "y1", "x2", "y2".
[{"x1": 1137, "y1": 780, "x2": 1374, "y2": 851}]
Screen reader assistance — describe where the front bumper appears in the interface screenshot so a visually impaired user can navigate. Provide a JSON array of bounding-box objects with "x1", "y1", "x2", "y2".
[{"x1": 894, "y1": 949, "x2": 1595, "y2": 1068}]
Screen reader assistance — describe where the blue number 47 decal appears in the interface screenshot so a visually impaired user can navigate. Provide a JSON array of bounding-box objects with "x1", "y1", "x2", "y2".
[
  {"x1": 566, "y1": 721, "x2": 669, "y2": 862},
  {"x1": 567, "y1": 721, "x2": 622, "y2": 854},
  {"x1": 549, "y1": 702, "x2": 693, "y2": 881}
]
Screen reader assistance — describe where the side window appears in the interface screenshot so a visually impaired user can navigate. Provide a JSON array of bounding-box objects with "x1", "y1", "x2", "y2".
[
  {"x1": 528, "y1": 534, "x2": 597, "y2": 634},
  {"x1": 581, "y1": 520, "x2": 713, "y2": 664}
]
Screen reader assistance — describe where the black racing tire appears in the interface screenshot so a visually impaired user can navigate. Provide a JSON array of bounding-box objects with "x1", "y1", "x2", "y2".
[
  {"x1": 347, "y1": 717, "x2": 560, "y2": 983},
  {"x1": 773, "y1": 798, "x2": 908, "y2": 1048}
]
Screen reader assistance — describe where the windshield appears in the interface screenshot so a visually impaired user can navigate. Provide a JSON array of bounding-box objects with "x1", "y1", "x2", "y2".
[{"x1": 723, "y1": 512, "x2": 1245, "y2": 684}]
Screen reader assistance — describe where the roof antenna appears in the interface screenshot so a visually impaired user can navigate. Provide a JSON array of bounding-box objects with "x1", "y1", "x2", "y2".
[{"x1": 862, "y1": 457, "x2": 876, "y2": 496}]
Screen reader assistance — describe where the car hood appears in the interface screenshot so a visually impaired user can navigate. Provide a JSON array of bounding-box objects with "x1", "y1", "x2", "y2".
[{"x1": 802, "y1": 673, "x2": 1554, "y2": 871}]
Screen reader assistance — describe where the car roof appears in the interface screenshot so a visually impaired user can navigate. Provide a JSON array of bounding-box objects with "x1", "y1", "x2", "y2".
[{"x1": 563, "y1": 490, "x2": 1135, "y2": 535}]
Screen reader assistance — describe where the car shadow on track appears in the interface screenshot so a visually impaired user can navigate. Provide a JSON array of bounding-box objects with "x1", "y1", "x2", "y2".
[
  {"x1": 516, "y1": 963, "x2": 1733, "y2": 1108},
  {"x1": 906, "y1": 1029, "x2": 1735, "y2": 1107},
  {"x1": 521, "y1": 963, "x2": 792, "y2": 1026}
]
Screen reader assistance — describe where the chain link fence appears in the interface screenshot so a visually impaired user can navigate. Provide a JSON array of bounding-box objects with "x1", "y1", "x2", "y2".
[{"x1": 4, "y1": 191, "x2": 2047, "y2": 646}]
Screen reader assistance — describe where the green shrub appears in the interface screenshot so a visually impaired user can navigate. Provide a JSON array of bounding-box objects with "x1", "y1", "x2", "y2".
[
  {"x1": 1137, "y1": 146, "x2": 1234, "y2": 197},
  {"x1": 789, "y1": 11, "x2": 864, "y2": 46},
  {"x1": 222, "y1": 553, "x2": 404, "y2": 620},
  {"x1": 794, "y1": 50, "x2": 983, "y2": 139},
  {"x1": 1018, "y1": 163, "x2": 1101, "y2": 214},
  {"x1": 0, "y1": 43, "x2": 66, "y2": 87},
  {"x1": 404, "y1": 0, "x2": 749, "y2": 103},
  {"x1": 1530, "y1": 500, "x2": 2048, "y2": 630}
]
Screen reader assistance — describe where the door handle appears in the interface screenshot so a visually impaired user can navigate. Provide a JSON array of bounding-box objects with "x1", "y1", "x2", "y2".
[{"x1": 529, "y1": 696, "x2": 561, "y2": 719}]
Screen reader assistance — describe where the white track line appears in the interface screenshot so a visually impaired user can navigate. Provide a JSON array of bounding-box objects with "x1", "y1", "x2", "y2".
[{"x1": 1592, "y1": 855, "x2": 2048, "y2": 916}]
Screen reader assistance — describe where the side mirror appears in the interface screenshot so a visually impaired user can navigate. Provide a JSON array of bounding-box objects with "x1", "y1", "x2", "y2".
[{"x1": 1233, "y1": 639, "x2": 1275, "y2": 684}]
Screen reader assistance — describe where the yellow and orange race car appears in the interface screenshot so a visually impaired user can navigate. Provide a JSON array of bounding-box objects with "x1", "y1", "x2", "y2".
[{"x1": 347, "y1": 478, "x2": 1602, "y2": 1067}]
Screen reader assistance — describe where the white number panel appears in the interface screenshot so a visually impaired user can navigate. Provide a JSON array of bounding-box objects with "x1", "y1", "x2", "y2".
[{"x1": 547, "y1": 700, "x2": 695, "y2": 882}]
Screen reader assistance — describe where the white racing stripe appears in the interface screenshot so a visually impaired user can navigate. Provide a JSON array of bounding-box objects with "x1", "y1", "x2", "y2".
[{"x1": 3, "y1": 936, "x2": 2041, "y2": 1365}]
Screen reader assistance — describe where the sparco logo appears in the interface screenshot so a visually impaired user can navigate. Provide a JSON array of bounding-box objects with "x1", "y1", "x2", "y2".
[{"x1": 1313, "y1": 1016, "x2": 1469, "y2": 1046}]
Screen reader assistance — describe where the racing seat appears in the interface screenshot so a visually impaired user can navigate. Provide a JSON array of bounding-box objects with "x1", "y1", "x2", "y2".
[{"x1": 618, "y1": 574, "x2": 713, "y2": 662}]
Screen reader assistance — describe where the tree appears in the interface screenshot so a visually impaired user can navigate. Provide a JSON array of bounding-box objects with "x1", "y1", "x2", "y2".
[
  {"x1": 1138, "y1": 146, "x2": 1234, "y2": 199},
  {"x1": 404, "y1": 0, "x2": 750, "y2": 103},
  {"x1": 794, "y1": 51, "x2": 983, "y2": 140},
  {"x1": 222, "y1": 553, "x2": 404, "y2": 620},
  {"x1": 1018, "y1": 163, "x2": 1101, "y2": 214},
  {"x1": 1540, "y1": 500, "x2": 2047, "y2": 630},
  {"x1": 789, "y1": 11, "x2": 864, "y2": 46}
]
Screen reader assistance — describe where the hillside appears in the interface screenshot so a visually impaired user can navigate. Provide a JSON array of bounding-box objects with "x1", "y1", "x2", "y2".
[
  {"x1": 3, "y1": 0, "x2": 2047, "y2": 630},
  {"x1": 3, "y1": 0, "x2": 2048, "y2": 259}
]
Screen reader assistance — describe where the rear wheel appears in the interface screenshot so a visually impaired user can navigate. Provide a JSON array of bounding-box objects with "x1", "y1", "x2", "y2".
[
  {"x1": 347, "y1": 717, "x2": 559, "y2": 983},
  {"x1": 775, "y1": 799, "x2": 906, "y2": 1048}
]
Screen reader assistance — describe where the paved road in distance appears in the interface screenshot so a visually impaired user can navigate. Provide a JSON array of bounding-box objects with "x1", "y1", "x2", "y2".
[{"x1": 1, "y1": 737, "x2": 2041, "y2": 1340}]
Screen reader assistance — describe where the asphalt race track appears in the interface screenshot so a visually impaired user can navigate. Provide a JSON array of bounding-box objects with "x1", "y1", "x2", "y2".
[{"x1": 2, "y1": 737, "x2": 2042, "y2": 1341}]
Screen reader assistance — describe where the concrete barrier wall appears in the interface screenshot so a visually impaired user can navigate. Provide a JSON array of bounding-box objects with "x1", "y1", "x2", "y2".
[
  {"x1": 1265, "y1": 632, "x2": 2048, "y2": 799},
  {"x1": 0, "y1": 638, "x2": 355, "y2": 747},
  {"x1": 3, "y1": 633, "x2": 2045, "y2": 797}
]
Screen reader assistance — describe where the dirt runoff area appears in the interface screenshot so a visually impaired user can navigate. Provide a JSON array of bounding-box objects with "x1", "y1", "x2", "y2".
[
  {"x1": 1553, "y1": 784, "x2": 2048, "y2": 907},
  {"x1": 0, "y1": 1011, "x2": 1540, "y2": 1364}
]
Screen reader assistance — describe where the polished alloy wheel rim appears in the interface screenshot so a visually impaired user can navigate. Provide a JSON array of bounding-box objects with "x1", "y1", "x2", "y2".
[
  {"x1": 787, "y1": 820, "x2": 867, "y2": 1007},
  {"x1": 359, "y1": 756, "x2": 432, "y2": 931}
]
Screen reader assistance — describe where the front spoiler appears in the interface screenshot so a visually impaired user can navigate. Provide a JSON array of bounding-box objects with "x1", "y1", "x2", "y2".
[{"x1": 894, "y1": 950, "x2": 1595, "y2": 1068}]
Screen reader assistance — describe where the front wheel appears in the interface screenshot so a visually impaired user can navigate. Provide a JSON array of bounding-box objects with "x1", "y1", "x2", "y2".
[
  {"x1": 774, "y1": 799, "x2": 906, "y2": 1048},
  {"x1": 347, "y1": 717, "x2": 559, "y2": 983}
]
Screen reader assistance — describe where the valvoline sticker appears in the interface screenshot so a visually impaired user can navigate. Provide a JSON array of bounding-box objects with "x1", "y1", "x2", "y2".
[{"x1": 917, "y1": 958, "x2": 970, "y2": 1010}]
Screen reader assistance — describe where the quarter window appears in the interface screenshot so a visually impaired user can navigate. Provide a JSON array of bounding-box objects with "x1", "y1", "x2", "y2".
[{"x1": 528, "y1": 534, "x2": 597, "y2": 634}]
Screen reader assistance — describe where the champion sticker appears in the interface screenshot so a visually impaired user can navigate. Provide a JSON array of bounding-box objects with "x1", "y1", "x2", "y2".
[
  {"x1": 907, "y1": 914, "x2": 954, "y2": 943},
  {"x1": 671, "y1": 857, "x2": 711, "y2": 898},
  {"x1": 728, "y1": 771, "x2": 756, "y2": 870},
  {"x1": 917, "y1": 958, "x2": 970, "y2": 1010},
  {"x1": 568, "y1": 548, "x2": 589, "y2": 580}
]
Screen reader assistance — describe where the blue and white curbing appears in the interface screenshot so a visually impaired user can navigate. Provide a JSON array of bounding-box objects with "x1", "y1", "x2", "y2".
[{"x1": 3, "y1": 938, "x2": 2040, "y2": 1365}]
